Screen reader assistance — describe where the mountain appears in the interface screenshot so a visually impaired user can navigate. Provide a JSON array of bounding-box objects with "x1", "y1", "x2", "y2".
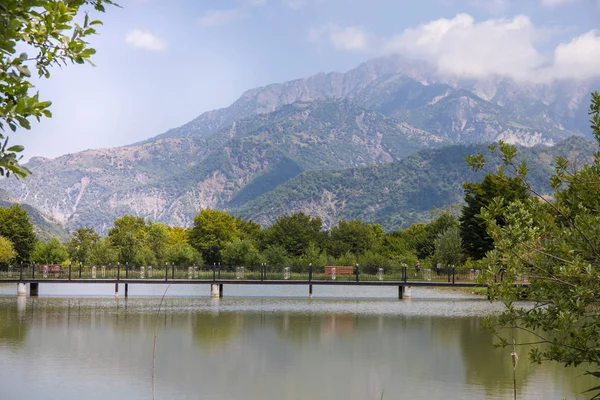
[
  {"x1": 155, "y1": 54, "x2": 596, "y2": 145},
  {"x1": 1, "y1": 99, "x2": 441, "y2": 232},
  {"x1": 233, "y1": 136, "x2": 596, "y2": 231},
  {"x1": 0, "y1": 54, "x2": 597, "y2": 233},
  {"x1": 0, "y1": 190, "x2": 69, "y2": 241}
]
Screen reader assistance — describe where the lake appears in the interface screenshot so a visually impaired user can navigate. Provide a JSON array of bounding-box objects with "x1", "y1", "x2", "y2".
[{"x1": 0, "y1": 283, "x2": 594, "y2": 399}]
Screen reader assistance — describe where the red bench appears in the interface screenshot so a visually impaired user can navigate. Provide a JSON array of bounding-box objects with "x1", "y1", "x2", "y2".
[
  {"x1": 324, "y1": 266, "x2": 355, "y2": 275},
  {"x1": 37, "y1": 264, "x2": 64, "y2": 274}
]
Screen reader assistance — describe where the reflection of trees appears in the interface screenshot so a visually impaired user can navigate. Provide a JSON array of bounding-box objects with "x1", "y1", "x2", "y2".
[
  {"x1": 459, "y1": 318, "x2": 598, "y2": 398},
  {"x1": 458, "y1": 318, "x2": 537, "y2": 397},
  {"x1": 192, "y1": 312, "x2": 246, "y2": 349},
  {"x1": 0, "y1": 299, "x2": 30, "y2": 345},
  {"x1": 272, "y1": 313, "x2": 322, "y2": 345}
]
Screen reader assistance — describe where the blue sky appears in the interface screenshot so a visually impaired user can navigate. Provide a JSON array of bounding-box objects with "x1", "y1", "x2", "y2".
[{"x1": 16, "y1": 0, "x2": 600, "y2": 161}]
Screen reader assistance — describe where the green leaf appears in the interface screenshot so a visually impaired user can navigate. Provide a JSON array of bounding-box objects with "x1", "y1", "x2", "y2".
[{"x1": 6, "y1": 145, "x2": 25, "y2": 153}]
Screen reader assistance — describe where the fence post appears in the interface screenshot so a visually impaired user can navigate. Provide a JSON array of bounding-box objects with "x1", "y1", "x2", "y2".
[
  {"x1": 452, "y1": 266, "x2": 455, "y2": 284},
  {"x1": 165, "y1": 263, "x2": 168, "y2": 281},
  {"x1": 69, "y1": 262, "x2": 72, "y2": 281},
  {"x1": 355, "y1": 264, "x2": 359, "y2": 283},
  {"x1": 20, "y1": 261, "x2": 23, "y2": 281},
  {"x1": 213, "y1": 263, "x2": 216, "y2": 281},
  {"x1": 261, "y1": 263, "x2": 264, "y2": 281},
  {"x1": 171, "y1": 262, "x2": 175, "y2": 279},
  {"x1": 403, "y1": 265, "x2": 407, "y2": 283},
  {"x1": 126, "y1": 262, "x2": 129, "y2": 279},
  {"x1": 32, "y1": 262, "x2": 35, "y2": 279},
  {"x1": 308, "y1": 263, "x2": 313, "y2": 282},
  {"x1": 79, "y1": 262, "x2": 82, "y2": 278},
  {"x1": 218, "y1": 263, "x2": 221, "y2": 279}
]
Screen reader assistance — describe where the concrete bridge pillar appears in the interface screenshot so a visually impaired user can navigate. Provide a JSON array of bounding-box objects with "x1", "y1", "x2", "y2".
[
  {"x1": 30, "y1": 283, "x2": 39, "y2": 296},
  {"x1": 399, "y1": 285, "x2": 412, "y2": 299},
  {"x1": 211, "y1": 284, "x2": 220, "y2": 298},
  {"x1": 17, "y1": 283, "x2": 26, "y2": 296}
]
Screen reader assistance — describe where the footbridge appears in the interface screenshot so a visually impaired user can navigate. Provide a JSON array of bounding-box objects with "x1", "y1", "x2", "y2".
[{"x1": 0, "y1": 264, "x2": 522, "y2": 299}]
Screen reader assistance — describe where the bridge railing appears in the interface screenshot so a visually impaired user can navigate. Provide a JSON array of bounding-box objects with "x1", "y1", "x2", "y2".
[{"x1": 0, "y1": 263, "x2": 524, "y2": 285}]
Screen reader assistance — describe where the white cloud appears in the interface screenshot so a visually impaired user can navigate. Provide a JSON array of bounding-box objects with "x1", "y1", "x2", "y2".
[
  {"x1": 551, "y1": 30, "x2": 600, "y2": 79},
  {"x1": 124, "y1": 29, "x2": 167, "y2": 52},
  {"x1": 199, "y1": 9, "x2": 247, "y2": 27},
  {"x1": 314, "y1": 14, "x2": 600, "y2": 82},
  {"x1": 309, "y1": 25, "x2": 370, "y2": 51},
  {"x1": 383, "y1": 14, "x2": 544, "y2": 81}
]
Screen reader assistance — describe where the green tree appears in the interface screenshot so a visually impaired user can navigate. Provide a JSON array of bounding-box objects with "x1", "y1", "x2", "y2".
[
  {"x1": 334, "y1": 251, "x2": 357, "y2": 267},
  {"x1": 358, "y1": 251, "x2": 391, "y2": 274},
  {"x1": 434, "y1": 226, "x2": 464, "y2": 266},
  {"x1": 393, "y1": 223, "x2": 428, "y2": 259},
  {"x1": 107, "y1": 215, "x2": 147, "y2": 264},
  {"x1": 133, "y1": 243, "x2": 156, "y2": 266},
  {"x1": 293, "y1": 242, "x2": 327, "y2": 269},
  {"x1": 0, "y1": 235, "x2": 17, "y2": 264},
  {"x1": 376, "y1": 234, "x2": 415, "y2": 265},
  {"x1": 146, "y1": 222, "x2": 169, "y2": 266},
  {"x1": 221, "y1": 239, "x2": 263, "y2": 266},
  {"x1": 235, "y1": 217, "x2": 263, "y2": 246},
  {"x1": 470, "y1": 92, "x2": 600, "y2": 393},
  {"x1": 67, "y1": 227, "x2": 99, "y2": 265},
  {"x1": 423, "y1": 213, "x2": 459, "y2": 258},
  {"x1": 264, "y1": 212, "x2": 324, "y2": 257},
  {"x1": 261, "y1": 245, "x2": 291, "y2": 266},
  {"x1": 166, "y1": 243, "x2": 203, "y2": 266},
  {"x1": 0, "y1": 0, "x2": 116, "y2": 177},
  {"x1": 460, "y1": 173, "x2": 528, "y2": 260},
  {"x1": 188, "y1": 209, "x2": 238, "y2": 264},
  {"x1": 88, "y1": 237, "x2": 118, "y2": 266},
  {"x1": 30, "y1": 237, "x2": 69, "y2": 264},
  {"x1": 0, "y1": 205, "x2": 36, "y2": 262},
  {"x1": 327, "y1": 219, "x2": 383, "y2": 258}
]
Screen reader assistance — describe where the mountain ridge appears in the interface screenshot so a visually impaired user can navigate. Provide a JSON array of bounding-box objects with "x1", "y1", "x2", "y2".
[{"x1": 0, "y1": 54, "x2": 597, "y2": 234}]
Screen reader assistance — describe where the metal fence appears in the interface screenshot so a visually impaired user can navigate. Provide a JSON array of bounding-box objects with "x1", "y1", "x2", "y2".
[{"x1": 0, "y1": 263, "x2": 526, "y2": 284}]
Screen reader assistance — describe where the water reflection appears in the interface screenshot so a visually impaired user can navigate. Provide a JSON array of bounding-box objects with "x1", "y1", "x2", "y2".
[{"x1": 0, "y1": 295, "x2": 595, "y2": 400}]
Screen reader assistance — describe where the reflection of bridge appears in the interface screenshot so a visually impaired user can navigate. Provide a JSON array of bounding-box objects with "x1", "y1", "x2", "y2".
[{"x1": 0, "y1": 264, "x2": 525, "y2": 298}]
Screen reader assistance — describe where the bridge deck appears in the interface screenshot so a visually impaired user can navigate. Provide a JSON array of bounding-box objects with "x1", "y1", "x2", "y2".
[
  {"x1": 0, "y1": 278, "x2": 483, "y2": 287},
  {"x1": 0, "y1": 265, "x2": 527, "y2": 288}
]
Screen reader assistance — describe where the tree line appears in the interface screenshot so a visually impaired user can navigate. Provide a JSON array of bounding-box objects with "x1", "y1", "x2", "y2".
[{"x1": 0, "y1": 206, "x2": 482, "y2": 269}]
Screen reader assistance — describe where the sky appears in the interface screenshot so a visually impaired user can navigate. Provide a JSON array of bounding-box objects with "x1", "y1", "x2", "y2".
[{"x1": 14, "y1": 0, "x2": 600, "y2": 161}]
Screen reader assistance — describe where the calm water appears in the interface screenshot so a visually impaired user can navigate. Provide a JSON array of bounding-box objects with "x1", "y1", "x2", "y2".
[{"x1": 0, "y1": 283, "x2": 594, "y2": 400}]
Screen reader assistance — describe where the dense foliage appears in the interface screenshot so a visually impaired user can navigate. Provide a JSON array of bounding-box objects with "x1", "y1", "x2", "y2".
[
  {"x1": 0, "y1": 204, "x2": 36, "y2": 262},
  {"x1": 470, "y1": 92, "x2": 600, "y2": 391},
  {"x1": 0, "y1": 235, "x2": 16, "y2": 263},
  {"x1": 0, "y1": 0, "x2": 116, "y2": 177},
  {"x1": 0, "y1": 205, "x2": 466, "y2": 270},
  {"x1": 460, "y1": 174, "x2": 529, "y2": 260}
]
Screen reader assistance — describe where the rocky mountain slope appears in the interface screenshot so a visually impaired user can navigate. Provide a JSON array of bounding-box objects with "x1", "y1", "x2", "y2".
[
  {"x1": 0, "y1": 54, "x2": 597, "y2": 233},
  {"x1": 0, "y1": 190, "x2": 69, "y2": 241},
  {"x1": 1, "y1": 99, "x2": 442, "y2": 232},
  {"x1": 234, "y1": 136, "x2": 596, "y2": 231},
  {"x1": 155, "y1": 54, "x2": 596, "y2": 145}
]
